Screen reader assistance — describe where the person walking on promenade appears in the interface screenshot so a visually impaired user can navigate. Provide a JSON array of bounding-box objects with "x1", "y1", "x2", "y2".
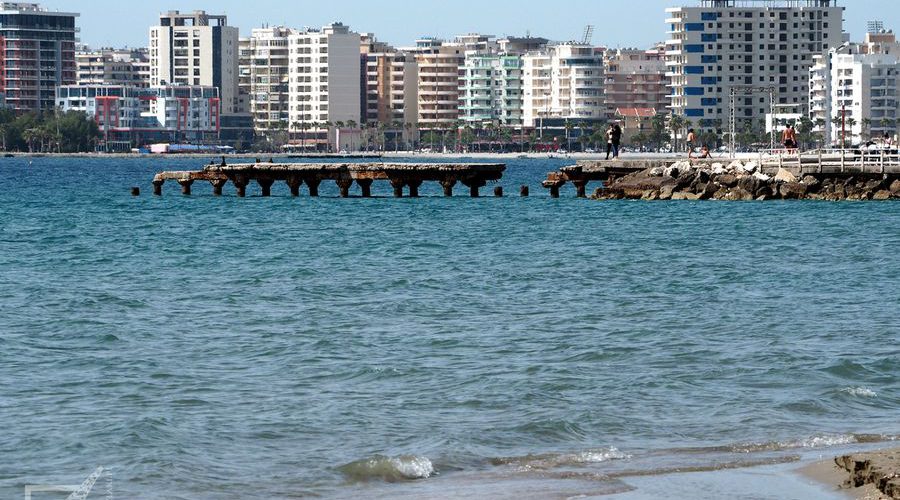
[
  {"x1": 605, "y1": 124, "x2": 615, "y2": 160},
  {"x1": 686, "y1": 128, "x2": 696, "y2": 158},
  {"x1": 612, "y1": 124, "x2": 623, "y2": 159}
]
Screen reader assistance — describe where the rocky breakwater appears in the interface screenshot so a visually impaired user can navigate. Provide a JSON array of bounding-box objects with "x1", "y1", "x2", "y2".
[{"x1": 592, "y1": 160, "x2": 900, "y2": 201}]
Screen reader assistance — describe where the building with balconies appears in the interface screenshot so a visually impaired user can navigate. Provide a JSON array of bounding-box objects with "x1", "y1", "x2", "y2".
[
  {"x1": 76, "y1": 47, "x2": 149, "y2": 88},
  {"x1": 0, "y1": 2, "x2": 78, "y2": 112},
  {"x1": 522, "y1": 43, "x2": 606, "y2": 130},
  {"x1": 809, "y1": 27, "x2": 900, "y2": 145},
  {"x1": 362, "y1": 40, "x2": 418, "y2": 144},
  {"x1": 56, "y1": 84, "x2": 221, "y2": 146},
  {"x1": 149, "y1": 10, "x2": 240, "y2": 115},
  {"x1": 460, "y1": 54, "x2": 524, "y2": 127},
  {"x1": 239, "y1": 26, "x2": 294, "y2": 135},
  {"x1": 287, "y1": 23, "x2": 361, "y2": 150},
  {"x1": 605, "y1": 45, "x2": 669, "y2": 118},
  {"x1": 665, "y1": 0, "x2": 844, "y2": 134}
]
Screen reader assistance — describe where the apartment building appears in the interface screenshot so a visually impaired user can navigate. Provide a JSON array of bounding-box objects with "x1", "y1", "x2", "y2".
[
  {"x1": 239, "y1": 26, "x2": 294, "y2": 134},
  {"x1": 76, "y1": 47, "x2": 150, "y2": 87},
  {"x1": 460, "y1": 54, "x2": 524, "y2": 127},
  {"x1": 0, "y1": 2, "x2": 78, "y2": 112},
  {"x1": 149, "y1": 10, "x2": 240, "y2": 114},
  {"x1": 605, "y1": 45, "x2": 669, "y2": 117},
  {"x1": 406, "y1": 39, "x2": 465, "y2": 132},
  {"x1": 56, "y1": 84, "x2": 221, "y2": 144},
  {"x1": 665, "y1": 0, "x2": 844, "y2": 131},
  {"x1": 522, "y1": 43, "x2": 606, "y2": 129},
  {"x1": 362, "y1": 45, "x2": 418, "y2": 140},
  {"x1": 287, "y1": 23, "x2": 361, "y2": 149},
  {"x1": 810, "y1": 28, "x2": 900, "y2": 145}
]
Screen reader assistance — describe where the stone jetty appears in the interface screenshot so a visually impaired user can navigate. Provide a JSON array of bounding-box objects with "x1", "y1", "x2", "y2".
[
  {"x1": 151, "y1": 161, "x2": 505, "y2": 198},
  {"x1": 835, "y1": 449, "x2": 900, "y2": 498},
  {"x1": 590, "y1": 159, "x2": 900, "y2": 201}
]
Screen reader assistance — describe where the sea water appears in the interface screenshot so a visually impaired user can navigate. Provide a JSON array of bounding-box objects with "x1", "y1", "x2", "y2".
[{"x1": 0, "y1": 157, "x2": 898, "y2": 499}]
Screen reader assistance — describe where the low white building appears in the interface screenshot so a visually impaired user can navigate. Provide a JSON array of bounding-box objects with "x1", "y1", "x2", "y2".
[
  {"x1": 810, "y1": 29, "x2": 900, "y2": 145},
  {"x1": 56, "y1": 85, "x2": 221, "y2": 145}
]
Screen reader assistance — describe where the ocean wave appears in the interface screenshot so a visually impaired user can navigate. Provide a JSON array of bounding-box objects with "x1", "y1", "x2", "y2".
[
  {"x1": 672, "y1": 433, "x2": 896, "y2": 455},
  {"x1": 490, "y1": 447, "x2": 629, "y2": 470},
  {"x1": 840, "y1": 387, "x2": 878, "y2": 398},
  {"x1": 338, "y1": 454, "x2": 434, "y2": 483}
]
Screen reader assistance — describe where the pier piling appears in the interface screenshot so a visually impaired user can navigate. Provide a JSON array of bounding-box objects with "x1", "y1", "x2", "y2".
[
  {"x1": 390, "y1": 178, "x2": 405, "y2": 198},
  {"x1": 258, "y1": 178, "x2": 275, "y2": 197},
  {"x1": 178, "y1": 179, "x2": 194, "y2": 195},
  {"x1": 233, "y1": 179, "x2": 248, "y2": 198},
  {"x1": 152, "y1": 180, "x2": 164, "y2": 196},
  {"x1": 441, "y1": 179, "x2": 456, "y2": 197},
  {"x1": 573, "y1": 180, "x2": 588, "y2": 198},
  {"x1": 211, "y1": 179, "x2": 227, "y2": 196},
  {"x1": 357, "y1": 179, "x2": 373, "y2": 198},
  {"x1": 286, "y1": 177, "x2": 302, "y2": 197},
  {"x1": 494, "y1": 186, "x2": 503, "y2": 197},
  {"x1": 131, "y1": 187, "x2": 140, "y2": 196},
  {"x1": 306, "y1": 178, "x2": 322, "y2": 197},
  {"x1": 520, "y1": 185, "x2": 529, "y2": 197},
  {"x1": 336, "y1": 178, "x2": 353, "y2": 198},
  {"x1": 407, "y1": 179, "x2": 423, "y2": 198}
]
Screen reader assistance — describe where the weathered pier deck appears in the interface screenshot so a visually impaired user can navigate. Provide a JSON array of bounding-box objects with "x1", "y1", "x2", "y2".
[
  {"x1": 544, "y1": 152, "x2": 900, "y2": 197},
  {"x1": 152, "y1": 161, "x2": 505, "y2": 197}
]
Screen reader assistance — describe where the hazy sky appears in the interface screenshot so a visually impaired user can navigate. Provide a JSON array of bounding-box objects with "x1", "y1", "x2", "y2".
[{"x1": 38, "y1": 0, "x2": 900, "y2": 49}]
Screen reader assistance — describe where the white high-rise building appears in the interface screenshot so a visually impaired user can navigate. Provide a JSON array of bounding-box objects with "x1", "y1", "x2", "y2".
[
  {"x1": 149, "y1": 10, "x2": 240, "y2": 114},
  {"x1": 76, "y1": 48, "x2": 150, "y2": 87},
  {"x1": 239, "y1": 26, "x2": 294, "y2": 134},
  {"x1": 810, "y1": 28, "x2": 900, "y2": 145},
  {"x1": 288, "y1": 23, "x2": 361, "y2": 149},
  {"x1": 522, "y1": 43, "x2": 606, "y2": 129},
  {"x1": 460, "y1": 54, "x2": 525, "y2": 127},
  {"x1": 665, "y1": 0, "x2": 844, "y2": 133}
]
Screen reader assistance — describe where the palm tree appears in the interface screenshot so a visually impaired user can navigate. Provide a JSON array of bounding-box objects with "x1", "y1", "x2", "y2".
[
  {"x1": 345, "y1": 120, "x2": 357, "y2": 151},
  {"x1": 861, "y1": 118, "x2": 872, "y2": 141},
  {"x1": 668, "y1": 114, "x2": 685, "y2": 152},
  {"x1": 404, "y1": 122, "x2": 414, "y2": 151}
]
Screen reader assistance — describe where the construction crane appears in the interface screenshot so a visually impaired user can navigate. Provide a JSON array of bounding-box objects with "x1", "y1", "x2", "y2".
[{"x1": 581, "y1": 25, "x2": 594, "y2": 45}]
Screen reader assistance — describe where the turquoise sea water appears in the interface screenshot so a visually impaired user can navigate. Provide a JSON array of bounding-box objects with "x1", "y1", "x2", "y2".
[{"x1": 1, "y1": 157, "x2": 898, "y2": 499}]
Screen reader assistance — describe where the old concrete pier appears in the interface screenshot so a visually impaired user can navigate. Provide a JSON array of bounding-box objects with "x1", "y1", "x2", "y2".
[{"x1": 152, "y1": 161, "x2": 505, "y2": 198}]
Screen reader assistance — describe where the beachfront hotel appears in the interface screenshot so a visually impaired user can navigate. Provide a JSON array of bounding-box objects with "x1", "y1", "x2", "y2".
[
  {"x1": 665, "y1": 0, "x2": 845, "y2": 132},
  {"x1": 0, "y1": 2, "x2": 78, "y2": 112},
  {"x1": 809, "y1": 23, "x2": 900, "y2": 145},
  {"x1": 149, "y1": 11, "x2": 241, "y2": 115}
]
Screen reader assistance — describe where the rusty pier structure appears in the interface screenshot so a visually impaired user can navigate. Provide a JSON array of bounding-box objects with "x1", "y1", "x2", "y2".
[{"x1": 152, "y1": 161, "x2": 506, "y2": 198}]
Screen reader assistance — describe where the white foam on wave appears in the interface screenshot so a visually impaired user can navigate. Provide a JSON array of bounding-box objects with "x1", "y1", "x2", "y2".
[
  {"x1": 570, "y1": 447, "x2": 630, "y2": 464},
  {"x1": 841, "y1": 387, "x2": 878, "y2": 398},
  {"x1": 338, "y1": 454, "x2": 434, "y2": 482}
]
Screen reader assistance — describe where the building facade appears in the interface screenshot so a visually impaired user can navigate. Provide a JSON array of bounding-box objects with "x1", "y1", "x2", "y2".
[
  {"x1": 605, "y1": 45, "x2": 669, "y2": 118},
  {"x1": 76, "y1": 47, "x2": 149, "y2": 87},
  {"x1": 149, "y1": 11, "x2": 240, "y2": 114},
  {"x1": 363, "y1": 48, "x2": 418, "y2": 137},
  {"x1": 0, "y1": 2, "x2": 78, "y2": 112},
  {"x1": 810, "y1": 28, "x2": 900, "y2": 145},
  {"x1": 287, "y1": 23, "x2": 361, "y2": 149},
  {"x1": 239, "y1": 26, "x2": 293, "y2": 134},
  {"x1": 460, "y1": 54, "x2": 524, "y2": 127},
  {"x1": 408, "y1": 39, "x2": 465, "y2": 132},
  {"x1": 56, "y1": 84, "x2": 221, "y2": 145},
  {"x1": 665, "y1": 0, "x2": 844, "y2": 132},
  {"x1": 522, "y1": 43, "x2": 606, "y2": 129}
]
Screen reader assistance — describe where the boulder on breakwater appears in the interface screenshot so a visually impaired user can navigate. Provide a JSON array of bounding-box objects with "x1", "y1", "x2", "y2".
[{"x1": 592, "y1": 160, "x2": 900, "y2": 201}]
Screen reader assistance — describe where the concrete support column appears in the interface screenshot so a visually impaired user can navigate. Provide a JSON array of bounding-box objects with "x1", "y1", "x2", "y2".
[
  {"x1": 178, "y1": 179, "x2": 194, "y2": 195},
  {"x1": 494, "y1": 186, "x2": 503, "y2": 197},
  {"x1": 233, "y1": 179, "x2": 248, "y2": 198},
  {"x1": 465, "y1": 179, "x2": 486, "y2": 198},
  {"x1": 336, "y1": 178, "x2": 353, "y2": 198},
  {"x1": 152, "y1": 180, "x2": 164, "y2": 196},
  {"x1": 549, "y1": 185, "x2": 561, "y2": 198},
  {"x1": 520, "y1": 185, "x2": 529, "y2": 197},
  {"x1": 390, "y1": 178, "x2": 406, "y2": 198},
  {"x1": 572, "y1": 180, "x2": 588, "y2": 198},
  {"x1": 210, "y1": 179, "x2": 227, "y2": 196},
  {"x1": 286, "y1": 177, "x2": 302, "y2": 197},
  {"x1": 440, "y1": 179, "x2": 457, "y2": 197},
  {"x1": 407, "y1": 179, "x2": 423, "y2": 198},
  {"x1": 356, "y1": 179, "x2": 373, "y2": 198},
  {"x1": 258, "y1": 178, "x2": 275, "y2": 197},
  {"x1": 306, "y1": 178, "x2": 321, "y2": 197}
]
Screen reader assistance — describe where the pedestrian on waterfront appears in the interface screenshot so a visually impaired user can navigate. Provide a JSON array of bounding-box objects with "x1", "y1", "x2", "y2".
[
  {"x1": 686, "y1": 128, "x2": 696, "y2": 158},
  {"x1": 605, "y1": 124, "x2": 615, "y2": 160},
  {"x1": 612, "y1": 124, "x2": 623, "y2": 159},
  {"x1": 783, "y1": 125, "x2": 797, "y2": 152}
]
